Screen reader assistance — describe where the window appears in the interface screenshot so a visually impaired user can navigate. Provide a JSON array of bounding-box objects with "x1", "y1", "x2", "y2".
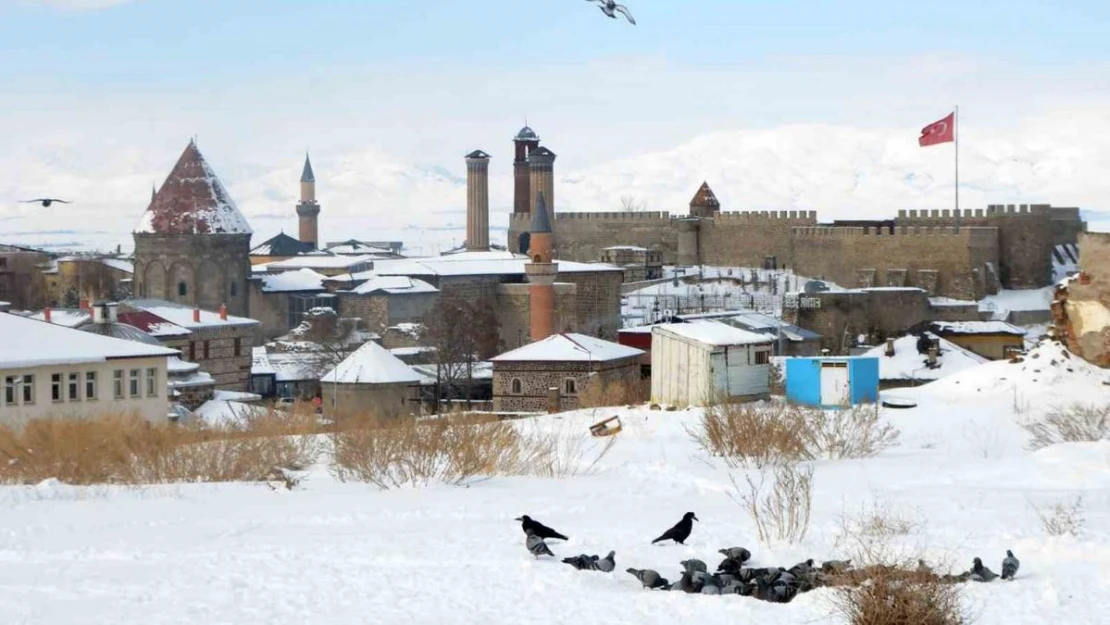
[
  {"x1": 234, "y1": 337, "x2": 242, "y2": 357},
  {"x1": 177, "y1": 281, "x2": 187, "y2": 296},
  {"x1": 563, "y1": 378, "x2": 577, "y2": 395},
  {"x1": 68, "y1": 373, "x2": 80, "y2": 401},
  {"x1": 203, "y1": 341, "x2": 210, "y2": 360},
  {"x1": 189, "y1": 341, "x2": 197, "y2": 361},
  {"x1": 510, "y1": 378, "x2": 523, "y2": 395},
  {"x1": 0, "y1": 257, "x2": 6, "y2": 268},
  {"x1": 86, "y1": 372, "x2": 98, "y2": 400},
  {"x1": 230, "y1": 281, "x2": 238, "y2": 297},
  {"x1": 22, "y1": 374, "x2": 34, "y2": 404},
  {"x1": 533, "y1": 255, "x2": 541, "y2": 263},
  {"x1": 753, "y1": 350, "x2": 770, "y2": 365},
  {"x1": 129, "y1": 369, "x2": 140, "y2": 398},
  {"x1": 51, "y1": 373, "x2": 63, "y2": 402},
  {"x1": 146, "y1": 368, "x2": 158, "y2": 397},
  {"x1": 3, "y1": 376, "x2": 15, "y2": 405},
  {"x1": 113, "y1": 370, "x2": 124, "y2": 399}
]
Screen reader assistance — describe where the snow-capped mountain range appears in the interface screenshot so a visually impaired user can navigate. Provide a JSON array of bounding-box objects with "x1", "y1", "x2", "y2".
[{"x1": 2, "y1": 117, "x2": 1108, "y2": 255}]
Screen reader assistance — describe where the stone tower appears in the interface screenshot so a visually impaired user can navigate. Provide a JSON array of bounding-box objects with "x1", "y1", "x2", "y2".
[
  {"x1": 528, "y1": 146, "x2": 556, "y2": 228},
  {"x1": 513, "y1": 126, "x2": 540, "y2": 215},
  {"x1": 132, "y1": 139, "x2": 253, "y2": 317},
  {"x1": 296, "y1": 153, "x2": 321, "y2": 249},
  {"x1": 465, "y1": 150, "x2": 491, "y2": 251},
  {"x1": 689, "y1": 181, "x2": 721, "y2": 218},
  {"x1": 525, "y1": 192, "x2": 558, "y2": 342}
]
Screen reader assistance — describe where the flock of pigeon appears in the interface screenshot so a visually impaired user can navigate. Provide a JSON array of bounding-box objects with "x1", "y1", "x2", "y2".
[{"x1": 516, "y1": 513, "x2": 1021, "y2": 603}]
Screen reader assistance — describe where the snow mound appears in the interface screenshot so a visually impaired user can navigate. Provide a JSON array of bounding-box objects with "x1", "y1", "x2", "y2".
[
  {"x1": 925, "y1": 341, "x2": 1110, "y2": 396},
  {"x1": 861, "y1": 334, "x2": 986, "y2": 382}
]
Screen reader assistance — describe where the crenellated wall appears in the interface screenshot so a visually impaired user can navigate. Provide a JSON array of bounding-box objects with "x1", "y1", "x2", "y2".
[{"x1": 699, "y1": 210, "x2": 818, "y2": 267}]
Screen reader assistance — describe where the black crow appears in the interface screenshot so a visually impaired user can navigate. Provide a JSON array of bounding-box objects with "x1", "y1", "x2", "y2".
[
  {"x1": 20, "y1": 198, "x2": 71, "y2": 207},
  {"x1": 651, "y1": 511, "x2": 698, "y2": 545},
  {"x1": 515, "y1": 515, "x2": 568, "y2": 541}
]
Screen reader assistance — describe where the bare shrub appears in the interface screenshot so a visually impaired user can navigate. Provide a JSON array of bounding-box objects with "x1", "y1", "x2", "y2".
[
  {"x1": 832, "y1": 499, "x2": 925, "y2": 568},
  {"x1": 522, "y1": 419, "x2": 617, "y2": 479},
  {"x1": 730, "y1": 463, "x2": 813, "y2": 543},
  {"x1": 578, "y1": 377, "x2": 649, "y2": 409},
  {"x1": 799, "y1": 403, "x2": 900, "y2": 460},
  {"x1": 1021, "y1": 403, "x2": 1110, "y2": 450},
  {"x1": 1033, "y1": 495, "x2": 1085, "y2": 537},
  {"x1": 689, "y1": 401, "x2": 807, "y2": 469},
  {"x1": 832, "y1": 569, "x2": 968, "y2": 625}
]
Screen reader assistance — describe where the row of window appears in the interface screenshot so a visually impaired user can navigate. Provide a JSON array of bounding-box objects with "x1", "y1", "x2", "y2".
[
  {"x1": 1, "y1": 368, "x2": 160, "y2": 408},
  {"x1": 508, "y1": 378, "x2": 578, "y2": 396},
  {"x1": 187, "y1": 338, "x2": 245, "y2": 361}
]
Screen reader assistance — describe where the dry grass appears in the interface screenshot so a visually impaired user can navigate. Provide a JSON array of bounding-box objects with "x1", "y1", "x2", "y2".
[
  {"x1": 690, "y1": 401, "x2": 899, "y2": 468},
  {"x1": 1021, "y1": 403, "x2": 1110, "y2": 450},
  {"x1": 730, "y1": 463, "x2": 814, "y2": 544},
  {"x1": 578, "y1": 377, "x2": 649, "y2": 409},
  {"x1": 329, "y1": 412, "x2": 616, "y2": 489},
  {"x1": 1033, "y1": 495, "x2": 1085, "y2": 537},
  {"x1": 832, "y1": 570, "x2": 968, "y2": 625},
  {"x1": 832, "y1": 499, "x2": 926, "y2": 568},
  {"x1": 0, "y1": 407, "x2": 321, "y2": 486}
]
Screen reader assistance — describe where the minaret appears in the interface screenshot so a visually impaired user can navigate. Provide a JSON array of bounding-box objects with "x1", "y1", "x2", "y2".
[
  {"x1": 296, "y1": 153, "x2": 321, "y2": 249},
  {"x1": 513, "y1": 126, "x2": 540, "y2": 215},
  {"x1": 525, "y1": 192, "x2": 558, "y2": 342},
  {"x1": 465, "y1": 150, "x2": 491, "y2": 251},
  {"x1": 528, "y1": 146, "x2": 556, "y2": 228}
]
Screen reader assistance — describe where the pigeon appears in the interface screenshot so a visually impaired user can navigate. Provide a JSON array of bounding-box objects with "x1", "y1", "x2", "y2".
[
  {"x1": 680, "y1": 559, "x2": 708, "y2": 574},
  {"x1": 699, "y1": 574, "x2": 722, "y2": 595},
  {"x1": 821, "y1": 559, "x2": 852, "y2": 574},
  {"x1": 671, "y1": 570, "x2": 698, "y2": 593},
  {"x1": 525, "y1": 530, "x2": 555, "y2": 559},
  {"x1": 626, "y1": 567, "x2": 668, "y2": 589},
  {"x1": 789, "y1": 558, "x2": 815, "y2": 576},
  {"x1": 561, "y1": 554, "x2": 598, "y2": 571},
  {"x1": 20, "y1": 198, "x2": 71, "y2": 207},
  {"x1": 596, "y1": 551, "x2": 616, "y2": 573},
  {"x1": 651, "y1": 512, "x2": 698, "y2": 545},
  {"x1": 969, "y1": 557, "x2": 998, "y2": 582},
  {"x1": 718, "y1": 547, "x2": 752, "y2": 563},
  {"x1": 586, "y1": 0, "x2": 636, "y2": 25},
  {"x1": 1001, "y1": 550, "x2": 1019, "y2": 581},
  {"x1": 515, "y1": 515, "x2": 569, "y2": 541},
  {"x1": 717, "y1": 557, "x2": 745, "y2": 576}
]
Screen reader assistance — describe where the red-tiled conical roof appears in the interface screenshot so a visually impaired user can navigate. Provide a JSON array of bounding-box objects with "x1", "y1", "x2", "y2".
[
  {"x1": 135, "y1": 140, "x2": 252, "y2": 235},
  {"x1": 689, "y1": 181, "x2": 720, "y2": 208}
]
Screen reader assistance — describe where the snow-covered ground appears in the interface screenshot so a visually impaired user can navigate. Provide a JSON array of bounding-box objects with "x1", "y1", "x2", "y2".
[{"x1": 2, "y1": 342, "x2": 1109, "y2": 624}]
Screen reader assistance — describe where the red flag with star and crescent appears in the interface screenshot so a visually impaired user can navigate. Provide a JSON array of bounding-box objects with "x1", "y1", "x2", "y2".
[{"x1": 919, "y1": 113, "x2": 955, "y2": 147}]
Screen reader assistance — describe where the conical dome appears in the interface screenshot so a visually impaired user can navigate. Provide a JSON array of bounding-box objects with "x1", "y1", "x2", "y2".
[{"x1": 135, "y1": 140, "x2": 252, "y2": 235}]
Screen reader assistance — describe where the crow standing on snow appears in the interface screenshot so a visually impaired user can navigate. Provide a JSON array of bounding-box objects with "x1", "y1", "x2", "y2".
[
  {"x1": 1001, "y1": 550, "x2": 1020, "y2": 580},
  {"x1": 20, "y1": 198, "x2": 71, "y2": 207},
  {"x1": 651, "y1": 512, "x2": 698, "y2": 545},
  {"x1": 525, "y1": 530, "x2": 555, "y2": 559},
  {"x1": 515, "y1": 515, "x2": 569, "y2": 541},
  {"x1": 586, "y1": 0, "x2": 636, "y2": 25}
]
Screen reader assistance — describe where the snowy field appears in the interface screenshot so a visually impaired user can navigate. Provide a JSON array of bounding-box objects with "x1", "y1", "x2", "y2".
[{"x1": 2, "y1": 343, "x2": 1110, "y2": 624}]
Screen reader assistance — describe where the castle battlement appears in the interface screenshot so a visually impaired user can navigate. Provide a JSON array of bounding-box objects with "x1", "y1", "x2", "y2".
[
  {"x1": 713, "y1": 210, "x2": 818, "y2": 222},
  {"x1": 510, "y1": 211, "x2": 673, "y2": 223},
  {"x1": 896, "y1": 204, "x2": 1052, "y2": 220},
  {"x1": 792, "y1": 225, "x2": 997, "y2": 240}
]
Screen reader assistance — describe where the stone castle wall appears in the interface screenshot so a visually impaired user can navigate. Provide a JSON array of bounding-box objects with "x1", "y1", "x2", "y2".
[{"x1": 699, "y1": 211, "x2": 818, "y2": 267}]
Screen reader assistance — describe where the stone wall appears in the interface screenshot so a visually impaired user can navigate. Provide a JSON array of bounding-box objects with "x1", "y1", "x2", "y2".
[
  {"x1": 1052, "y1": 232, "x2": 1110, "y2": 367},
  {"x1": 1051, "y1": 206, "x2": 1086, "y2": 246},
  {"x1": 699, "y1": 211, "x2": 818, "y2": 268},
  {"x1": 158, "y1": 324, "x2": 254, "y2": 390},
  {"x1": 133, "y1": 233, "x2": 252, "y2": 317},
  {"x1": 491, "y1": 357, "x2": 640, "y2": 412},
  {"x1": 248, "y1": 283, "x2": 289, "y2": 340},
  {"x1": 321, "y1": 381, "x2": 417, "y2": 420},
  {"x1": 510, "y1": 212, "x2": 679, "y2": 263},
  {"x1": 496, "y1": 283, "x2": 578, "y2": 350},
  {"x1": 786, "y1": 289, "x2": 932, "y2": 353},
  {"x1": 339, "y1": 293, "x2": 391, "y2": 335}
]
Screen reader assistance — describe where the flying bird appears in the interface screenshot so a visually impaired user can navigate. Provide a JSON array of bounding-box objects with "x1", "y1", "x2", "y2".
[
  {"x1": 650, "y1": 511, "x2": 698, "y2": 545},
  {"x1": 20, "y1": 198, "x2": 71, "y2": 207},
  {"x1": 586, "y1": 0, "x2": 636, "y2": 25},
  {"x1": 515, "y1": 515, "x2": 569, "y2": 541}
]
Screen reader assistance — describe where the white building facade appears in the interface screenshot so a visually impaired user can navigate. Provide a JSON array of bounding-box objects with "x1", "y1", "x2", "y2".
[{"x1": 651, "y1": 321, "x2": 774, "y2": 407}]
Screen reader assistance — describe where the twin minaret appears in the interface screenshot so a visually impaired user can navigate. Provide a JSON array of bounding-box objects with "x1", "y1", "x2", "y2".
[{"x1": 296, "y1": 153, "x2": 320, "y2": 249}]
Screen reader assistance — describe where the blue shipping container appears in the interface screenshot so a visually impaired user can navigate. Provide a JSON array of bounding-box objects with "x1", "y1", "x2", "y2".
[{"x1": 784, "y1": 356, "x2": 879, "y2": 408}]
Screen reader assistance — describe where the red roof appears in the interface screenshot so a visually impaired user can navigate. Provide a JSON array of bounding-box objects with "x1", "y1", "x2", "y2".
[
  {"x1": 689, "y1": 181, "x2": 720, "y2": 208},
  {"x1": 135, "y1": 140, "x2": 252, "y2": 236},
  {"x1": 116, "y1": 310, "x2": 191, "y2": 337}
]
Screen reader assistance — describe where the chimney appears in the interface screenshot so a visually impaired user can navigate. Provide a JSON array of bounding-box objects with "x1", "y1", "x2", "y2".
[
  {"x1": 219, "y1": 303, "x2": 228, "y2": 321},
  {"x1": 927, "y1": 346, "x2": 938, "y2": 367},
  {"x1": 106, "y1": 302, "x2": 119, "y2": 323},
  {"x1": 44, "y1": 306, "x2": 52, "y2": 323},
  {"x1": 93, "y1": 302, "x2": 107, "y2": 324},
  {"x1": 885, "y1": 337, "x2": 895, "y2": 357},
  {"x1": 79, "y1": 298, "x2": 90, "y2": 311},
  {"x1": 193, "y1": 307, "x2": 201, "y2": 323}
]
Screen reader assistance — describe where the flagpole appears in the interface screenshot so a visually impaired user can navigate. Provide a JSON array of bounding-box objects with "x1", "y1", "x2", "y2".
[{"x1": 954, "y1": 105, "x2": 960, "y2": 230}]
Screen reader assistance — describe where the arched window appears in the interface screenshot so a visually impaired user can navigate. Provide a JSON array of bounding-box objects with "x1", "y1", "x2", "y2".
[
  {"x1": 230, "y1": 281, "x2": 238, "y2": 297},
  {"x1": 177, "y1": 281, "x2": 187, "y2": 296},
  {"x1": 563, "y1": 378, "x2": 577, "y2": 395},
  {"x1": 533, "y1": 255, "x2": 542, "y2": 263},
  {"x1": 510, "y1": 378, "x2": 523, "y2": 395}
]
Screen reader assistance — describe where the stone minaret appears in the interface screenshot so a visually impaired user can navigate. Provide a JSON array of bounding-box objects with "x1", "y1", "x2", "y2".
[
  {"x1": 689, "y1": 181, "x2": 721, "y2": 218},
  {"x1": 513, "y1": 126, "x2": 540, "y2": 215},
  {"x1": 525, "y1": 192, "x2": 558, "y2": 342},
  {"x1": 528, "y1": 146, "x2": 556, "y2": 228},
  {"x1": 465, "y1": 150, "x2": 491, "y2": 251},
  {"x1": 296, "y1": 153, "x2": 321, "y2": 249}
]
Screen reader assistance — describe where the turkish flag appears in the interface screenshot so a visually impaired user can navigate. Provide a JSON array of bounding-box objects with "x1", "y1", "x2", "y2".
[{"x1": 919, "y1": 113, "x2": 955, "y2": 147}]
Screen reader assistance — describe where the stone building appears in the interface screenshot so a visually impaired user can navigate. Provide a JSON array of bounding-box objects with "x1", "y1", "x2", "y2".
[
  {"x1": 490, "y1": 333, "x2": 643, "y2": 412},
  {"x1": 334, "y1": 275, "x2": 438, "y2": 335},
  {"x1": 132, "y1": 140, "x2": 253, "y2": 317},
  {"x1": 0, "y1": 244, "x2": 51, "y2": 310},
  {"x1": 319, "y1": 340, "x2": 422, "y2": 419},
  {"x1": 599, "y1": 246, "x2": 663, "y2": 282},
  {"x1": 43, "y1": 255, "x2": 133, "y2": 307},
  {"x1": 927, "y1": 321, "x2": 1026, "y2": 360},
  {"x1": 248, "y1": 268, "x2": 335, "y2": 340}
]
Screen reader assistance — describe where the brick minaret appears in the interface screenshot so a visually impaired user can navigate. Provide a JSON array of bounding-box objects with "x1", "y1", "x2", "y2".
[
  {"x1": 528, "y1": 146, "x2": 556, "y2": 228},
  {"x1": 513, "y1": 126, "x2": 540, "y2": 215},
  {"x1": 296, "y1": 153, "x2": 321, "y2": 249},
  {"x1": 689, "y1": 181, "x2": 721, "y2": 218},
  {"x1": 465, "y1": 150, "x2": 491, "y2": 251},
  {"x1": 525, "y1": 192, "x2": 558, "y2": 342}
]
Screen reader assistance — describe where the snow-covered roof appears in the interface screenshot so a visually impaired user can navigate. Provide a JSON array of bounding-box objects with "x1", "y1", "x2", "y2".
[
  {"x1": 116, "y1": 310, "x2": 193, "y2": 337},
  {"x1": 99, "y1": 258, "x2": 134, "y2": 274},
  {"x1": 250, "y1": 232, "x2": 315, "y2": 257},
  {"x1": 679, "y1": 310, "x2": 822, "y2": 341},
  {"x1": 0, "y1": 312, "x2": 178, "y2": 368},
  {"x1": 346, "y1": 251, "x2": 622, "y2": 279},
  {"x1": 27, "y1": 308, "x2": 91, "y2": 328},
  {"x1": 491, "y1": 333, "x2": 644, "y2": 363},
  {"x1": 931, "y1": 321, "x2": 1027, "y2": 336},
  {"x1": 320, "y1": 341, "x2": 422, "y2": 385},
  {"x1": 125, "y1": 299, "x2": 258, "y2": 329},
  {"x1": 603, "y1": 245, "x2": 650, "y2": 252},
  {"x1": 860, "y1": 334, "x2": 988, "y2": 382},
  {"x1": 411, "y1": 361, "x2": 493, "y2": 384},
  {"x1": 390, "y1": 346, "x2": 436, "y2": 357},
  {"x1": 266, "y1": 254, "x2": 376, "y2": 271},
  {"x1": 325, "y1": 241, "x2": 394, "y2": 255},
  {"x1": 252, "y1": 348, "x2": 322, "y2": 382},
  {"x1": 259, "y1": 268, "x2": 329, "y2": 293},
  {"x1": 345, "y1": 275, "x2": 439, "y2": 296},
  {"x1": 653, "y1": 320, "x2": 773, "y2": 347},
  {"x1": 135, "y1": 140, "x2": 252, "y2": 235}
]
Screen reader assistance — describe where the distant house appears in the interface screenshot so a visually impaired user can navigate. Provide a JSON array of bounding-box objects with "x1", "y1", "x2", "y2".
[
  {"x1": 0, "y1": 310, "x2": 178, "y2": 428},
  {"x1": 599, "y1": 246, "x2": 663, "y2": 282},
  {"x1": 250, "y1": 267, "x2": 336, "y2": 338},
  {"x1": 249, "y1": 232, "x2": 316, "y2": 265},
  {"x1": 319, "y1": 341, "x2": 423, "y2": 419},
  {"x1": 928, "y1": 321, "x2": 1026, "y2": 360},
  {"x1": 679, "y1": 310, "x2": 823, "y2": 357},
  {"x1": 785, "y1": 356, "x2": 880, "y2": 408},
  {"x1": 490, "y1": 333, "x2": 643, "y2": 413},
  {"x1": 336, "y1": 275, "x2": 439, "y2": 334},
  {"x1": 650, "y1": 321, "x2": 774, "y2": 407},
  {"x1": 250, "y1": 347, "x2": 322, "y2": 401}
]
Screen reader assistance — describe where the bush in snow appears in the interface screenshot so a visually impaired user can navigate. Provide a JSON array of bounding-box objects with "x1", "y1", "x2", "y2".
[
  {"x1": 799, "y1": 403, "x2": 900, "y2": 460},
  {"x1": 1020, "y1": 402, "x2": 1110, "y2": 450},
  {"x1": 729, "y1": 463, "x2": 814, "y2": 544},
  {"x1": 577, "y1": 377, "x2": 649, "y2": 409},
  {"x1": 1033, "y1": 495, "x2": 1085, "y2": 537},
  {"x1": 832, "y1": 568, "x2": 969, "y2": 625}
]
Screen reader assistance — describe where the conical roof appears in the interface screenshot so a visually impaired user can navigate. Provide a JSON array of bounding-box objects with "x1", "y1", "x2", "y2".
[
  {"x1": 690, "y1": 181, "x2": 720, "y2": 208},
  {"x1": 135, "y1": 140, "x2": 252, "y2": 235},
  {"x1": 531, "y1": 192, "x2": 552, "y2": 234},
  {"x1": 301, "y1": 153, "x2": 315, "y2": 183}
]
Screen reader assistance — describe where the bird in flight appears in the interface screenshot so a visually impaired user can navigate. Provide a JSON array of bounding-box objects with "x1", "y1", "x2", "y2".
[
  {"x1": 587, "y1": 0, "x2": 636, "y2": 25},
  {"x1": 20, "y1": 198, "x2": 71, "y2": 207}
]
